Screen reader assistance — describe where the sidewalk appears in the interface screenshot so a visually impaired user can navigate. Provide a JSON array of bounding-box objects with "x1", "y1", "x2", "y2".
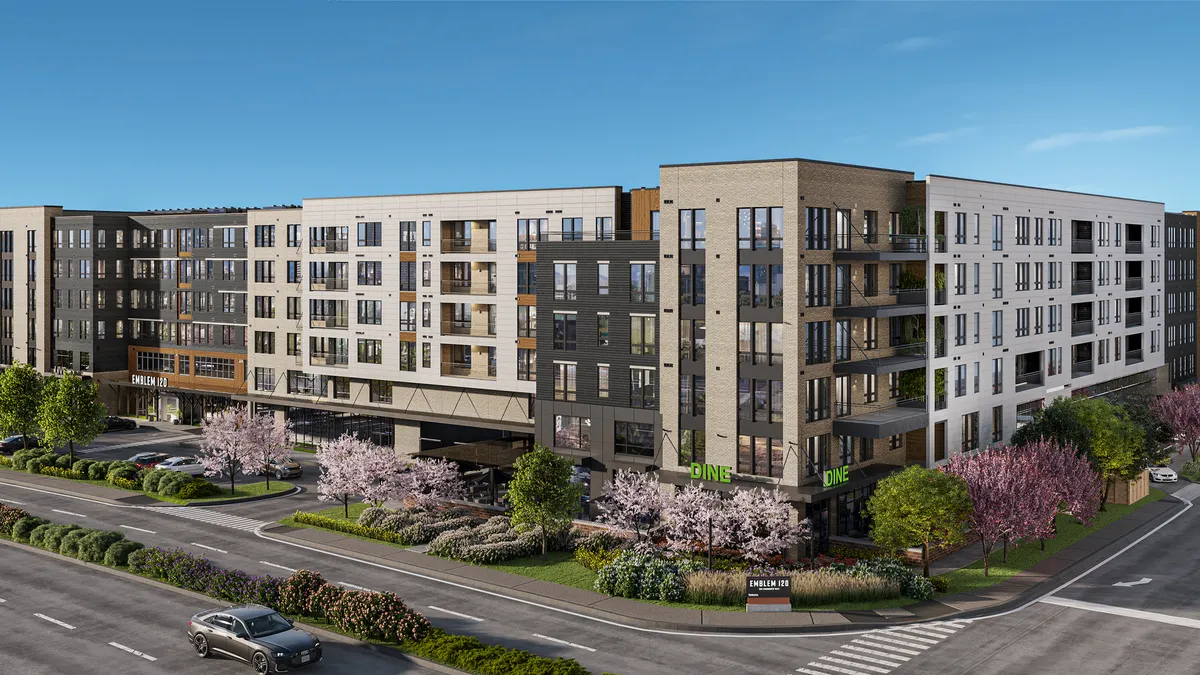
[{"x1": 261, "y1": 493, "x2": 1183, "y2": 633}]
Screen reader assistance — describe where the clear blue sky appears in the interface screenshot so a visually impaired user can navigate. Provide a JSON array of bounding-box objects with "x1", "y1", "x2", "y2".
[{"x1": 2, "y1": 1, "x2": 1198, "y2": 211}]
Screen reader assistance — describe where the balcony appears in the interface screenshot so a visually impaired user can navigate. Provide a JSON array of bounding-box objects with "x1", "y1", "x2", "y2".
[
  {"x1": 309, "y1": 316, "x2": 348, "y2": 329},
  {"x1": 1072, "y1": 280, "x2": 1093, "y2": 296},
  {"x1": 832, "y1": 397, "x2": 928, "y2": 439},
  {"x1": 833, "y1": 233, "x2": 928, "y2": 261},
  {"x1": 309, "y1": 353, "x2": 348, "y2": 368},
  {"x1": 833, "y1": 287, "x2": 926, "y2": 319},
  {"x1": 833, "y1": 342, "x2": 927, "y2": 375},
  {"x1": 1126, "y1": 240, "x2": 1143, "y2": 254},
  {"x1": 833, "y1": 289, "x2": 851, "y2": 307},
  {"x1": 1072, "y1": 360, "x2": 1094, "y2": 378},
  {"x1": 934, "y1": 289, "x2": 947, "y2": 306},
  {"x1": 441, "y1": 238, "x2": 497, "y2": 254},
  {"x1": 441, "y1": 361, "x2": 497, "y2": 380},
  {"x1": 309, "y1": 278, "x2": 348, "y2": 291},
  {"x1": 441, "y1": 320, "x2": 496, "y2": 338},
  {"x1": 442, "y1": 279, "x2": 496, "y2": 296},
  {"x1": 309, "y1": 240, "x2": 348, "y2": 254},
  {"x1": 1126, "y1": 349, "x2": 1144, "y2": 365},
  {"x1": 1127, "y1": 312, "x2": 1143, "y2": 328},
  {"x1": 1071, "y1": 319, "x2": 1094, "y2": 337},
  {"x1": 1015, "y1": 370, "x2": 1044, "y2": 392},
  {"x1": 1072, "y1": 239, "x2": 1093, "y2": 254},
  {"x1": 1126, "y1": 277, "x2": 1143, "y2": 291}
]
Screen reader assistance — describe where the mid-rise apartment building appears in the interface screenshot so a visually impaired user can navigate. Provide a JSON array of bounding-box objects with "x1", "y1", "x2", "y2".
[{"x1": 1166, "y1": 211, "x2": 1197, "y2": 387}]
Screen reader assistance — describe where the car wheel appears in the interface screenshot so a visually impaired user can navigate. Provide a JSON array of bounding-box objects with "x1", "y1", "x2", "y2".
[
  {"x1": 252, "y1": 651, "x2": 270, "y2": 674},
  {"x1": 276, "y1": 470, "x2": 284, "y2": 480},
  {"x1": 193, "y1": 634, "x2": 210, "y2": 658}
]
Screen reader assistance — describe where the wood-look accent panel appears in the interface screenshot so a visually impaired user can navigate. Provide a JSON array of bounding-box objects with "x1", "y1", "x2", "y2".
[
  {"x1": 399, "y1": 292, "x2": 417, "y2": 302},
  {"x1": 517, "y1": 251, "x2": 537, "y2": 263},
  {"x1": 517, "y1": 337, "x2": 537, "y2": 350},
  {"x1": 399, "y1": 332, "x2": 417, "y2": 343},
  {"x1": 517, "y1": 294, "x2": 536, "y2": 307},
  {"x1": 629, "y1": 188, "x2": 660, "y2": 241},
  {"x1": 126, "y1": 346, "x2": 247, "y2": 395},
  {"x1": 399, "y1": 252, "x2": 417, "y2": 263}
]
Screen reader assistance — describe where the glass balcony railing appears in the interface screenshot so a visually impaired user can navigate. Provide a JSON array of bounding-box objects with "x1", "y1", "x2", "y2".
[
  {"x1": 309, "y1": 277, "x2": 348, "y2": 291},
  {"x1": 309, "y1": 240, "x2": 348, "y2": 253}
]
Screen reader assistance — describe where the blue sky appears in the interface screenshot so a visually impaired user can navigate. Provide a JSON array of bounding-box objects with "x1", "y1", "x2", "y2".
[{"x1": 1, "y1": 1, "x2": 1198, "y2": 211}]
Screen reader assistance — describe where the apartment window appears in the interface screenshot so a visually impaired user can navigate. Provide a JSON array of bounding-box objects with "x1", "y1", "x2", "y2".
[
  {"x1": 422, "y1": 221, "x2": 431, "y2": 247},
  {"x1": 254, "y1": 331, "x2": 275, "y2": 354},
  {"x1": 679, "y1": 209, "x2": 706, "y2": 250},
  {"x1": 805, "y1": 321, "x2": 830, "y2": 365},
  {"x1": 992, "y1": 310, "x2": 1003, "y2": 346},
  {"x1": 366, "y1": 380, "x2": 392, "y2": 404},
  {"x1": 254, "y1": 296, "x2": 275, "y2": 319},
  {"x1": 1016, "y1": 216, "x2": 1030, "y2": 245},
  {"x1": 630, "y1": 367, "x2": 657, "y2": 409},
  {"x1": 631, "y1": 316, "x2": 656, "y2": 355},
  {"x1": 992, "y1": 358, "x2": 1003, "y2": 395},
  {"x1": 254, "y1": 224, "x2": 275, "y2": 247},
  {"x1": 738, "y1": 435, "x2": 783, "y2": 478},
  {"x1": 357, "y1": 300, "x2": 382, "y2": 325},
  {"x1": 954, "y1": 263, "x2": 966, "y2": 295},
  {"x1": 863, "y1": 211, "x2": 879, "y2": 243},
  {"x1": 561, "y1": 217, "x2": 583, "y2": 241},
  {"x1": 1034, "y1": 262, "x2": 1044, "y2": 291},
  {"x1": 1016, "y1": 308, "x2": 1030, "y2": 337},
  {"x1": 422, "y1": 342, "x2": 431, "y2": 369},
  {"x1": 597, "y1": 313, "x2": 610, "y2": 346},
  {"x1": 1034, "y1": 218, "x2": 1044, "y2": 246},
  {"x1": 992, "y1": 406, "x2": 1003, "y2": 443},
  {"x1": 954, "y1": 364, "x2": 967, "y2": 397},
  {"x1": 954, "y1": 213, "x2": 967, "y2": 245},
  {"x1": 554, "y1": 415, "x2": 591, "y2": 450},
  {"x1": 992, "y1": 215, "x2": 1003, "y2": 250},
  {"x1": 516, "y1": 348, "x2": 535, "y2": 381},
  {"x1": 553, "y1": 312, "x2": 577, "y2": 350},
  {"x1": 554, "y1": 263, "x2": 577, "y2": 300},
  {"x1": 835, "y1": 319, "x2": 852, "y2": 362},
  {"x1": 864, "y1": 264, "x2": 878, "y2": 297},
  {"x1": 681, "y1": 374, "x2": 706, "y2": 416},
  {"x1": 195, "y1": 356, "x2": 235, "y2": 380},
  {"x1": 805, "y1": 207, "x2": 829, "y2": 250},
  {"x1": 806, "y1": 377, "x2": 830, "y2": 422},
  {"x1": 1016, "y1": 263, "x2": 1029, "y2": 292},
  {"x1": 597, "y1": 365, "x2": 609, "y2": 398},
  {"x1": 679, "y1": 429, "x2": 706, "y2": 466},
  {"x1": 357, "y1": 339, "x2": 383, "y2": 364},
  {"x1": 630, "y1": 263, "x2": 656, "y2": 302},
  {"x1": 598, "y1": 262, "x2": 610, "y2": 295},
  {"x1": 805, "y1": 264, "x2": 829, "y2": 307},
  {"x1": 517, "y1": 305, "x2": 536, "y2": 338},
  {"x1": 1035, "y1": 306, "x2": 1044, "y2": 335},
  {"x1": 864, "y1": 373, "x2": 878, "y2": 403},
  {"x1": 680, "y1": 319, "x2": 705, "y2": 361},
  {"x1": 834, "y1": 209, "x2": 853, "y2": 251},
  {"x1": 399, "y1": 221, "x2": 416, "y2": 251},
  {"x1": 805, "y1": 435, "x2": 830, "y2": 477},
  {"x1": 254, "y1": 368, "x2": 275, "y2": 392},
  {"x1": 254, "y1": 260, "x2": 274, "y2": 283},
  {"x1": 285, "y1": 260, "x2": 300, "y2": 284},
  {"x1": 955, "y1": 313, "x2": 967, "y2": 346},
  {"x1": 422, "y1": 261, "x2": 431, "y2": 287},
  {"x1": 615, "y1": 421, "x2": 655, "y2": 457},
  {"x1": 358, "y1": 261, "x2": 382, "y2": 286},
  {"x1": 739, "y1": 207, "x2": 783, "y2": 250},
  {"x1": 992, "y1": 263, "x2": 1003, "y2": 298},
  {"x1": 286, "y1": 224, "x2": 301, "y2": 247},
  {"x1": 516, "y1": 262, "x2": 537, "y2": 295},
  {"x1": 594, "y1": 217, "x2": 614, "y2": 241},
  {"x1": 422, "y1": 302, "x2": 431, "y2": 328},
  {"x1": 517, "y1": 218, "x2": 547, "y2": 250}
]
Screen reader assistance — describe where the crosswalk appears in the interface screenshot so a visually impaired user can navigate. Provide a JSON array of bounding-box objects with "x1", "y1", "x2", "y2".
[
  {"x1": 142, "y1": 506, "x2": 269, "y2": 532},
  {"x1": 79, "y1": 435, "x2": 198, "y2": 456},
  {"x1": 797, "y1": 620, "x2": 970, "y2": 675},
  {"x1": 1171, "y1": 481, "x2": 1200, "y2": 503}
]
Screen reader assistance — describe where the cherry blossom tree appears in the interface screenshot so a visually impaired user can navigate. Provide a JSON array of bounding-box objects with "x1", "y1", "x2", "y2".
[
  {"x1": 399, "y1": 458, "x2": 466, "y2": 509},
  {"x1": 199, "y1": 405, "x2": 268, "y2": 495},
  {"x1": 1020, "y1": 439, "x2": 1102, "y2": 549},
  {"x1": 598, "y1": 469, "x2": 665, "y2": 543},
  {"x1": 246, "y1": 414, "x2": 295, "y2": 491},
  {"x1": 720, "y1": 487, "x2": 809, "y2": 563},
  {"x1": 1152, "y1": 384, "x2": 1200, "y2": 461},
  {"x1": 358, "y1": 443, "x2": 405, "y2": 507},
  {"x1": 943, "y1": 446, "x2": 1043, "y2": 575},
  {"x1": 316, "y1": 434, "x2": 402, "y2": 517},
  {"x1": 661, "y1": 483, "x2": 724, "y2": 563}
]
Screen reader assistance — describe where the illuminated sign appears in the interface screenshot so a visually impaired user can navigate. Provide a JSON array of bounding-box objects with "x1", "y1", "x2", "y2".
[
  {"x1": 131, "y1": 374, "x2": 168, "y2": 387},
  {"x1": 689, "y1": 462, "x2": 732, "y2": 484},
  {"x1": 823, "y1": 465, "x2": 849, "y2": 488}
]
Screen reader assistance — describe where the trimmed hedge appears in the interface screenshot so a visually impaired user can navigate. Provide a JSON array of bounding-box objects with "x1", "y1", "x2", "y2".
[
  {"x1": 72, "y1": 459, "x2": 96, "y2": 475},
  {"x1": 156, "y1": 470, "x2": 192, "y2": 496},
  {"x1": 58, "y1": 528, "x2": 90, "y2": 557},
  {"x1": 12, "y1": 515, "x2": 48, "y2": 543},
  {"x1": 110, "y1": 476, "x2": 140, "y2": 491},
  {"x1": 79, "y1": 531, "x2": 127, "y2": 563},
  {"x1": 292, "y1": 511, "x2": 410, "y2": 545},
  {"x1": 40, "y1": 466, "x2": 85, "y2": 480},
  {"x1": 176, "y1": 479, "x2": 222, "y2": 499},
  {"x1": 402, "y1": 628, "x2": 590, "y2": 675},
  {"x1": 142, "y1": 468, "x2": 173, "y2": 493},
  {"x1": 88, "y1": 461, "x2": 112, "y2": 480},
  {"x1": 103, "y1": 540, "x2": 145, "y2": 566}
]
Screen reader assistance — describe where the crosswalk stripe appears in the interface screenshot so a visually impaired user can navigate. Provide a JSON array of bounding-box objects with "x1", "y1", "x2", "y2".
[
  {"x1": 80, "y1": 435, "x2": 197, "y2": 455},
  {"x1": 142, "y1": 506, "x2": 268, "y2": 532},
  {"x1": 921, "y1": 624, "x2": 957, "y2": 634},
  {"x1": 884, "y1": 628, "x2": 942, "y2": 643},
  {"x1": 818, "y1": 657, "x2": 884, "y2": 675},
  {"x1": 830, "y1": 650, "x2": 902, "y2": 668},
  {"x1": 802, "y1": 662, "x2": 870, "y2": 675},
  {"x1": 838, "y1": 645, "x2": 907, "y2": 663},
  {"x1": 798, "y1": 668, "x2": 841, "y2": 675},
  {"x1": 851, "y1": 639, "x2": 918, "y2": 657},
  {"x1": 864, "y1": 633, "x2": 928, "y2": 651}
]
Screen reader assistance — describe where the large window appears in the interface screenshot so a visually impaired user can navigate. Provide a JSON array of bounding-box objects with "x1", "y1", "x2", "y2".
[
  {"x1": 254, "y1": 224, "x2": 275, "y2": 248},
  {"x1": 740, "y1": 264, "x2": 782, "y2": 308},
  {"x1": 554, "y1": 363, "x2": 577, "y2": 401},
  {"x1": 738, "y1": 435, "x2": 783, "y2": 477},
  {"x1": 358, "y1": 261, "x2": 383, "y2": 286},
  {"x1": 805, "y1": 321, "x2": 830, "y2": 365},
  {"x1": 739, "y1": 207, "x2": 783, "y2": 250},
  {"x1": 680, "y1": 319, "x2": 705, "y2": 361},
  {"x1": 631, "y1": 316, "x2": 656, "y2": 355},
  {"x1": 679, "y1": 429, "x2": 705, "y2": 466},
  {"x1": 805, "y1": 207, "x2": 829, "y2": 250},
  {"x1": 679, "y1": 209, "x2": 706, "y2": 250},
  {"x1": 517, "y1": 348, "x2": 536, "y2": 381},
  {"x1": 517, "y1": 305, "x2": 536, "y2": 338},
  {"x1": 255, "y1": 367, "x2": 275, "y2": 392},
  {"x1": 399, "y1": 341, "x2": 417, "y2": 372},
  {"x1": 254, "y1": 331, "x2": 275, "y2": 354},
  {"x1": 680, "y1": 375, "x2": 706, "y2": 416},
  {"x1": 680, "y1": 264, "x2": 706, "y2": 305},
  {"x1": 370, "y1": 380, "x2": 393, "y2": 404},
  {"x1": 517, "y1": 262, "x2": 537, "y2": 295},
  {"x1": 136, "y1": 351, "x2": 174, "y2": 374},
  {"x1": 357, "y1": 300, "x2": 383, "y2": 325},
  {"x1": 553, "y1": 312, "x2": 577, "y2": 350},
  {"x1": 805, "y1": 434, "x2": 830, "y2": 477},
  {"x1": 630, "y1": 263, "x2": 656, "y2": 303},
  {"x1": 992, "y1": 215, "x2": 1003, "y2": 250},
  {"x1": 806, "y1": 377, "x2": 830, "y2": 422},
  {"x1": 194, "y1": 356, "x2": 235, "y2": 380},
  {"x1": 805, "y1": 265, "x2": 829, "y2": 307},
  {"x1": 554, "y1": 415, "x2": 591, "y2": 450},
  {"x1": 554, "y1": 263, "x2": 577, "y2": 300},
  {"x1": 614, "y1": 421, "x2": 655, "y2": 457},
  {"x1": 356, "y1": 222, "x2": 382, "y2": 247},
  {"x1": 358, "y1": 339, "x2": 383, "y2": 364},
  {"x1": 630, "y1": 367, "x2": 657, "y2": 409}
]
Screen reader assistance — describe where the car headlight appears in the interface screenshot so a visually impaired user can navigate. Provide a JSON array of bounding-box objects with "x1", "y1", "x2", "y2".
[
  {"x1": 274, "y1": 652, "x2": 286, "y2": 658},
  {"x1": 313, "y1": 640, "x2": 320, "y2": 648}
]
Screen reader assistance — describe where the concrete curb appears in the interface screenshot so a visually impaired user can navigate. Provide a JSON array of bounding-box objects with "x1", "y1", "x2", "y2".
[
  {"x1": 144, "y1": 485, "x2": 304, "y2": 508},
  {"x1": 0, "y1": 536, "x2": 472, "y2": 675},
  {"x1": 260, "y1": 493, "x2": 1182, "y2": 634},
  {"x1": 0, "y1": 471, "x2": 303, "y2": 508}
]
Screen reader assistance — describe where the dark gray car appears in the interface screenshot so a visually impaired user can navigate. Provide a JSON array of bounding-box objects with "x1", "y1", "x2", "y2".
[{"x1": 188, "y1": 605, "x2": 322, "y2": 673}]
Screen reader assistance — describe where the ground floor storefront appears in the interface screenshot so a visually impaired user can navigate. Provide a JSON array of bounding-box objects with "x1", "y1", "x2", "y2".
[{"x1": 106, "y1": 381, "x2": 234, "y2": 425}]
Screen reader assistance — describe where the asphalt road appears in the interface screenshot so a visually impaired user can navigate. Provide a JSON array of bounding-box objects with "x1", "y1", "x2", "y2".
[{"x1": 0, "y1": 545, "x2": 436, "y2": 675}]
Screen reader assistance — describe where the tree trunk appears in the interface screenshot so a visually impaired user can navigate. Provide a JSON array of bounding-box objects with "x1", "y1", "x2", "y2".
[
  {"x1": 922, "y1": 542, "x2": 930, "y2": 578},
  {"x1": 343, "y1": 496, "x2": 349, "y2": 519},
  {"x1": 981, "y1": 540, "x2": 994, "y2": 576},
  {"x1": 69, "y1": 440, "x2": 75, "y2": 465},
  {"x1": 264, "y1": 461, "x2": 271, "y2": 491},
  {"x1": 541, "y1": 518, "x2": 548, "y2": 556},
  {"x1": 229, "y1": 462, "x2": 236, "y2": 496},
  {"x1": 1003, "y1": 536, "x2": 1008, "y2": 563},
  {"x1": 1040, "y1": 538, "x2": 1045, "y2": 551},
  {"x1": 1100, "y1": 478, "x2": 1111, "y2": 512}
]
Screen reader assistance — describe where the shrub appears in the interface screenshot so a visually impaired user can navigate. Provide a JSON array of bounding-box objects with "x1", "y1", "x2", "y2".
[
  {"x1": 156, "y1": 470, "x2": 193, "y2": 496},
  {"x1": 831, "y1": 557, "x2": 934, "y2": 601},
  {"x1": 72, "y1": 459, "x2": 96, "y2": 475},
  {"x1": 54, "y1": 454, "x2": 74, "y2": 469},
  {"x1": 326, "y1": 590, "x2": 431, "y2": 643},
  {"x1": 106, "y1": 461, "x2": 140, "y2": 483},
  {"x1": 41, "y1": 524, "x2": 82, "y2": 552},
  {"x1": 428, "y1": 526, "x2": 481, "y2": 559},
  {"x1": 403, "y1": 628, "x2": 590, "y2": 675},
  {"x1": 574, "y1": 529, "x2": 629, "y2": 553},
  {"x1": 378, "y1": 511, "x2": 418, "y2": 532},
  {"x1": 0, "y1": 455, "x2": 10, "y2": 467},
  {"x1": 27, "y1": 522, "x2": 56, "y2": 548},
  {"x1": 12, "y1": 515, "x2": 48, "y2": 542},
  {"x1": 356, "y1": 506, "x2": 391, "y2": 528},
  {"x1": 930, "y1": 575, "x2": 951, "y2": 594},
  {"x1": 309, "y1": 583, "x2": 345, "y2": 619},
  {"x1": 177, "y1": 480, "x2": 222, "y2": 499},
  {"x1": 25, "y1": 455, "x2": 52, "y2": 474},
  {"x1": 40, "y1": 466, "x2": 84, "y2": 480},
  {"x1": 110, "y1": 476, "x2": 140, "y2": 491},
  {"x1": 77, "y1": 530, "x2": 126, "y2": 562},
  {"x1": 58, "y1": 528, "x2": 92, "y2": 557},
  {"x1": 88, "y1": 461, "x2": 112, "y2": 480},
  {"x1": 103, "y1": 540, "x2": 145, "y2": 566},
  {"x1": 461, "y1": 537, "x2": 537, "y2": 565},
  {"x1": 11, "y1": 448, "x2": 50, "y2": 471},
  {"x1": 594, "y1": 551, "x2": 701, "y2": 602},
  {"x1": 1183, "y1": 460, "x2": 1200, "y2": 481},
  {"x1": 291, "y1": 511, "x2": 409, "y2": 545},
  {"x1": 0, "y1": 504, "x2": 30, "y2": 535},
  {"x1": 143, "y1": 468, "x2": 172, "y2": 493},
  {"x1": 574, "y1": 546, "x2": 620, "y2": 573},
  {"x1": 279, "y1": 570, "x2": 329, "y2": 616}
]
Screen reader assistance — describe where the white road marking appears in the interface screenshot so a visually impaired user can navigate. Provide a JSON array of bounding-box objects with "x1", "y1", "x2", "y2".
[
  {"x1": 147, "y1": 506, "x2": 269, "y2": 532},
  {"x1": 51, "y1": 509, "x2": 86, "y2": 518},
  {"x1": 841, "y1": 643, "x2": 909, "y2": 661},
  {"x1": 532, "y1": 632, "x2": 597, "y2": 652},
  {"x1": 0, "y1": 598, "x2": 6, "y2": 603},
  {"x1": 920, "y1": 624, "x2": 957, "y2": 634},
  {"x1": 191, "y1": 543, "x2": 228, "y2": 554},
  {"x1": 864, "y1": 633, "x2": 928, "y2": 650},
  {"x1": 258, "y1": 561, "x2": 297, "y2": 573},
  {"x1": 34, "y1": 613, "x2": 75, "y2": 629},
  {"x1": 426, "y1": 605, "x2": 484, "y2": 622},
  {"x1": 819, "y1": 656, "x2": 890, "y2": 674},
  {"x1": 109, "y1": 641, "x2": 157, "y2": 662},
  {"x1": 79, "y1": 435, "x2": 197, "y2": 454},
  {"x1": 120, "y1": 525, "x2": 156, "y2": 534},
  {"x1": 1, "y1": 499, "x2": 25, "y2": 504},
  {"x1": 884, "y1": 627, "x2": 942, "y2": 643},
  {"x1": 941, "y1": 621, "x2": 969, "y2": 629},
  {"x1": 798, "y1": 668, "x2": 844, "y2": 675},
  {"x1": 851, "y1": 639, "x2": 918, "y2": 656},
  {"x1": 805, "y1": 661, "x2": 871, "y2": 675},
  {"x1": 1112, "y1": 577, "x2": 1153, "y2": 587},
  {"x1": 1039, "y1": 596, "x2": 1200, "y2": 630},
  {"x1": 337, "y1": 582, "x2": 376, "y2": 592},
  {"x1": 830, "y1": 649, "x2": 902, "y2": 668}
]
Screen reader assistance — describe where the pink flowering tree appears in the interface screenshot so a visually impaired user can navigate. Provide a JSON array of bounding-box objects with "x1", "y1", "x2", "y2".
[
  {"x1": 400, "y1": 458, "x2": 467, "y2": 509},
  {"x1": 661, "y1": 482, "x2": 724, "y2": 564},
  {"x1": 598, "y1": 469, "x2": 665, "y2": 543},
  {"x1": 316, "y1": 434, "x2": 402, "y2": 517},
  {"x1": 719, "y1": 487, "x2": 809, "y2": 563},
  {"x1": 246, "y1": 414, "x2": 295, "y2": 491},
  {"x1": 199, "y1": 405, "x2": 269, "y2": 495},
  {"x1": 1020, "y1": 439, "x2": 1102, "y2": 549},
  {"x1": 358, "y1": 444, "x2": 405, "y2": 507},
  {"x1": 944, "y1": 446, "x2": 1046, "y2": 574},
  {"x1": 1152, "y1": 384, "x2": 1200, "y2": 461}
]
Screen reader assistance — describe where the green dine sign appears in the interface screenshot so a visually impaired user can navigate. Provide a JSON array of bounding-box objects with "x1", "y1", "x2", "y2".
[
  {"x1": 690, "y1": 462, "x2": 732, "y2": 484},
  {"x1": 823, "y1": 465, "x2": 849, "y2": 488}
]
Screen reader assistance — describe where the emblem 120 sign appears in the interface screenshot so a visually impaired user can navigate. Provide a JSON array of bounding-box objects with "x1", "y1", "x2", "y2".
[{"x1": 746, "y1": 575, "x2": 792, "y2": 612}]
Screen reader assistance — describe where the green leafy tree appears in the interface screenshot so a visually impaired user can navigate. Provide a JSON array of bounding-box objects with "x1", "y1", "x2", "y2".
[
  {"x1": 1010, "y1": 396, "x2": 1096, "y2": 456},
  {"x1": 0, "y1": 363, "x2": 45, "y2": 450},
  {"x1": 506, "y1": 445, "x2": 584, "y2": 556},
  {"x1": 867, "y1": 465, "x2": 973, "y2": 577},
  {"x1": 37, "y1": 373, "x2": 107, "y2": 464}
]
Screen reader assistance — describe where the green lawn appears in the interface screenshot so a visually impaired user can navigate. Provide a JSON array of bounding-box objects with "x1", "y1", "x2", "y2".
[
  {"x1": 147, "y1": 480, "x2": 295, "y2": 505},
  {"x1": 942, "y1": 488, "x2": 1167, "y2": 596},
  {"x1": 293, "y1": 443, "x2": 319, "y2": 455},
  {"x1": 279, "y1": 503, "x2": 411, "y2": 550}
]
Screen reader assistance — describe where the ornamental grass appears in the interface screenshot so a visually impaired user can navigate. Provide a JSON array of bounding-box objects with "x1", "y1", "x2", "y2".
[{"x1": 683, "y1": 569, "x2": 901, "y2": 607}]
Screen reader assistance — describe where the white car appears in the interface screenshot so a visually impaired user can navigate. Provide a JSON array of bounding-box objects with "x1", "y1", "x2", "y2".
[
  {"x1": 157, "y1": 456, "x2": 207, "y2": 477},
  {"x1": 1148, "y1": 465, "x2": 1178, "y2": 483}
]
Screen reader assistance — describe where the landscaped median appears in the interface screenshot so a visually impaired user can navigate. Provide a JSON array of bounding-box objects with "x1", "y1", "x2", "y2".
[
  {"x1": 0, "y1": 504, "x2": 617, "y2": 675},
  {"x1": 0, "y1": 448, "x2": 294, "y2": 505}
]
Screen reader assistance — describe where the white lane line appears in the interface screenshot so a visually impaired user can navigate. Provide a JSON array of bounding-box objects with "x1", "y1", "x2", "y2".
[
  {"x1": 1, "y1": 499, "x2": 25, "y2": 504},
  {"x1": 79, "y1": 435, "x2": 196, "y2": 454},
  {"x1": 532, "y1": 632, "x2": 597, "y2": 652},
  {"x1": 120, "y1": 525, "x2": 156, "y2": 534},
  {"x1": 819, "y1": 656, "x2": 889, "y2": 674},
  {"x1": 884, "y1": 628, "x2": 941, "y2": 643},
  {"x1": 0, "y1": 598, "x2": 6, "y2": 603},
  {"x1": 842, "y1": 643, "x2": 909, "y2": 661},
  {"x1": 34, "y1": 613, "x2": 75, "y2": 630},
  {"x1": 109, "y1": 641, "x2": 157, "y2": 662},
  {"x1": 831, "y1": 648, "x2": 902, "y2": 667},
  {"x1": 51, "y1": 509, "x2": 86, "y2": 518},
  {"x1": 337, "y1": 582, "x2": 376, "y2": 592},
  {"x1": 806, "y1": 661, "x2": 871, "y2": 675},
  {"x1": 851, "y1": 639, "x2": 918, "y2": 657},
  {"x1": 258, "y1": 561, "x2": 297, "y2": 573},
  {"x1": 864, "y1": 633, "x2": 928, "y2": 650},
  {"x1": 1039, "y1": 596, "x2": 1200, "y2": 630},
  {"x1": 191, "y1": 543, "x2": 228, "y2": 554},
  {"x1": 427, "y1": 605, "x2": 484, "y2": 622}
]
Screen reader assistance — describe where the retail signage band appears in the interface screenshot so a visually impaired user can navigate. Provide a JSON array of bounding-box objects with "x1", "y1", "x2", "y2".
[
  {"x1": 131, "y1": 374, "x2": 168, "y2": 387},
  {"x1": 823, "y1": 465, "x2": 849, "y2": 488},
  {"x1": 689, "y1": 462, "x2": 732, "y2": 483}
]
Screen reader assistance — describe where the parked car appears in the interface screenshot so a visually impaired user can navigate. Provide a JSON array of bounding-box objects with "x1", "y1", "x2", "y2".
[
  {"x1": 128, "y1": 452, "x2": 171, "y2": 469},
  {"x1": 0, "y1": 435, "x2": 40, "y2": 454},
  {"x1": 256, "y1": 458, "x2": 302, "y2": 480},
  {"x1": 157, "y1": 456, "x2": 207, "y2": 476},
  {"x1": 188, "y1": 605, "x2": 322, "y2": 673},
  {"x1": 1149, "y1": 465, "x2": 1178, "y2": 483},
  {"x1": 103, "y1": 416, "x2": 138, "y2": 432}
]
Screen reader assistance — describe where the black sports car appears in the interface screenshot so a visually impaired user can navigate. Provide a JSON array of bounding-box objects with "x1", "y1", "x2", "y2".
[
  {"x1": 188, "y1": 605, "x2": 322, "y2": 673},
  {"x1": 103, "y1": 416, "x2": 139, "y2": 432}
]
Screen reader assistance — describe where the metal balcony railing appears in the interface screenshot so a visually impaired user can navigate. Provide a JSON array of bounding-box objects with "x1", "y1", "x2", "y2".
[
  {"x1": 890, "y1": 234, "x2": 927, "y2": 253},
  {"x1": 1072, "y1": 360, "x2": 1094, "y2": 378},
  {"x1": 309, "y1": 240, "x2": 348, "y2": 253},
  {"x1": 1126, "y1": 349, "x2": 1144, "y2": 365},
  {"x1": 309, "y1": 353, "x2": 348, "y2": 367},
  {"x1": 309, "y1": 277, "x2": 348, "y2": 291},
  {"x1": 1016, "y1": 371, "x2": 1043, "y2": 389},
  {"x1": 441, "y1": 238, "x2": 497, "y2": 253},
  {"x1": 1126, "y1": 277, "x2": 1143, "y2": 291},
  {"x1": 1071, "y1": 319, "x2": 1094, "y2": 336},
  {"x1": 442, "y1": 320, "x2": 472, "y2": 335},
  {"x1": 1126, "y1": 312, "x2": 1143, "y2": 328},
  {"x1": 1072, "y1": 239, "x2": 1093, "y2": 254},
  {"x1": 1072, "y1": 280, "x2": 1093, "y2": 295},
  {"x1": 441, "y1": 279, "x2": 497, "y2": 295},
  {"x1": 1126, "y1": 240, "x2": 1143, "y2": 254}
]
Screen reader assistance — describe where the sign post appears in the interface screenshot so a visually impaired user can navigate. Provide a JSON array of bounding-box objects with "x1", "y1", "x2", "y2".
[{"x1": 746, "y1": 575, "x2": 792, "y2": 612}]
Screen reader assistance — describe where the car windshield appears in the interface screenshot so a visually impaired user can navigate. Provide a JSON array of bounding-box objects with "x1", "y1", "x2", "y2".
[{"x1": 245, "y1": 612, "x2": 292, "y2": 637}]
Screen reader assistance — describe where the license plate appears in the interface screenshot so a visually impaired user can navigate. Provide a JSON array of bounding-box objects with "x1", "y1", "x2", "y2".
[{"x1": 300, "y1": 654, "x2": 312, "y2": 663}]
